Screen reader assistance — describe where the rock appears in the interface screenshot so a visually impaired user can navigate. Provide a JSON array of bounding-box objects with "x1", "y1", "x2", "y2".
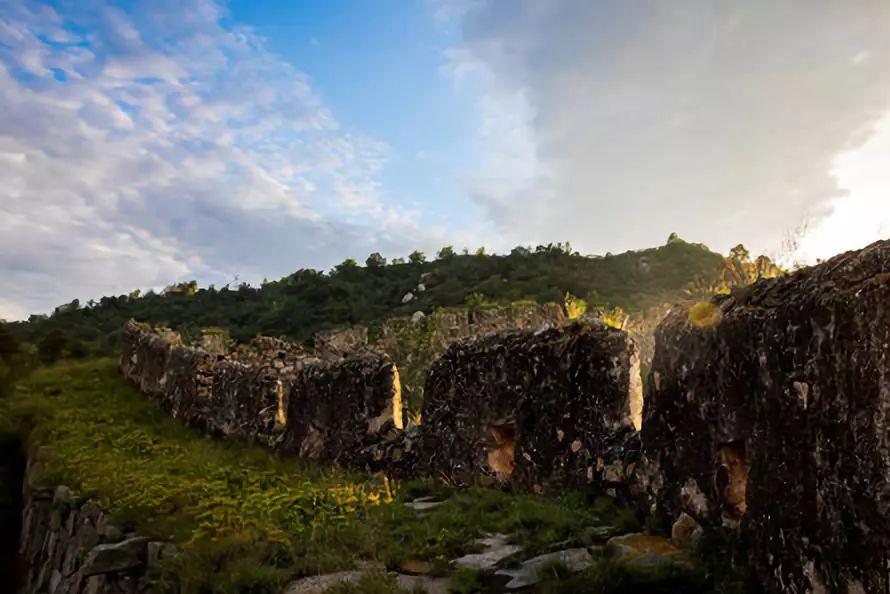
[
  {"x1": 400, "y1": 559, "x2": 433, "y2": 575},
  {"x1": 52, "y1": 485, "x2": 72, "y2": 507},
  {"x1": 81, "y1": 536, "x2": 149, "y2": 576},
  {"x1": 582, "y1": 525, "x2": 618, "y2": 541},
  {"x1": 147, "y1": 541, "x2": 178, "y2": 568},
  {"x1": 670, "y1": 513, "x2": 702, "y2": 549},
  {"x1": 640, "y1": 240, "x2": 890, "y2": 593},
  {"x1": 404, "y1": 496, "x2": 444, "y2": 513},
  {"x1": 82, "y1": 575, "x2": 106, "y2": 594},
  {"x1": 49, "y1": 569, "x2": 62, "y2": 593},
  {"x1": 416, "y1": 283, "x2": 426, "y2": 292},
  {"x1": 402, "y1": 292, "x2": 414, "y2": 303},
  {"x1": 313, "y1": 326, "x2": 368, "y2": 359},
  {"x1": 411, "y1": 310, "x2": 426, "y2": 322},
  {"x1": 422, "y1": 321, "x2": 642, "y2": 489},
  {"x1": 395, "y1": 574, "x2": 451, "y2": 594},
  {"x1": 605, "y1": 534, "x2": 688, "y2": 569},
  {"x1": 494, "y1": 548, "x2": 594, "y2": 589},
  {"x1": 100, "y1": 524, "x2": 123, "y2": 543},
  {"x1": 453, "y1": 534, "x2": 522, "y2": 570},
  {"x1": 281, "y1": 570, "x2": 367, "y2": 594}
]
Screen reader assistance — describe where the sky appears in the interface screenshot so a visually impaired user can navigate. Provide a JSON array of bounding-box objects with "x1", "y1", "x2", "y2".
[{"x1": 1, "y1": 0, "x2": 889, "y2": 320}]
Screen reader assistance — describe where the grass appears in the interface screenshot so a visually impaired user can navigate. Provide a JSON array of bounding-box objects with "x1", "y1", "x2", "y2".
[{"x1": 1, "y1": 358, "x2": 645, "y2": 594}]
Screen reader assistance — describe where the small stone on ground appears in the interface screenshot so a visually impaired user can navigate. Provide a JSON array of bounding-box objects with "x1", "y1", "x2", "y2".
[
  {"x1": 494, "y1": 548, "x2": 594, "y2": 589},
  {"x1": 281, "y1": 570, "x2": 366, "y2": 594},
  {"x1": 405, "y1": 496, "x2": 445, "y2": 512},
  {"x1": 395, "y1": 574, "x2": 451, "y2": 594},
  {"x1": 452, "y1": 533, "x2": 522, "y2": 570},
  {"x1": 605, "y1": 533, "x2": 690, "y2": 569}
]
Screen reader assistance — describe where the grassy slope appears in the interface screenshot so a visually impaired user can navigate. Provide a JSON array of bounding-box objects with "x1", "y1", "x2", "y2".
[
  {"x1": 9, "y1": 241, "x2": 725, "y2": 350},
  {"x1": 1, "y1": 359, "x2": 663, "y2": 594}
]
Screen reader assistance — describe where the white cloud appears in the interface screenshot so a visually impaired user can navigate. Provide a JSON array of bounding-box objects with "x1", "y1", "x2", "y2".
[
  {"x1": 0, "y1": 0, "x2": 438, "y2": 319},
  {"x1": 794, "y1": 113, "x2": 890, "y2": 262},
  {"x1": 441, "y1": 0, "x2": 890, "y2": 257}
]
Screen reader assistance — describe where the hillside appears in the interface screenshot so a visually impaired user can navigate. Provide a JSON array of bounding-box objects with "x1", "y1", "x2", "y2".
[{"x1": 5, "y1": 239, "x2": 752, "y2": 359}]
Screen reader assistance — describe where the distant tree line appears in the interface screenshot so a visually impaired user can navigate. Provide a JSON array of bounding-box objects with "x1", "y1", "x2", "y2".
[{"x1": 3, "y1": 237, "x2": 781, "y2": 368}]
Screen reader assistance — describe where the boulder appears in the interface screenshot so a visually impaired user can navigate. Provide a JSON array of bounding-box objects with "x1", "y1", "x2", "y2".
[
  {"x1": 494, "y1": 548, "x2": 594, "y2": 589},
  {"x1": 640, "y1": 240, "x2": 890, "y2": 593},
  {"x1": 80, "y1": 537, "x2": 149, "y2": 576}
]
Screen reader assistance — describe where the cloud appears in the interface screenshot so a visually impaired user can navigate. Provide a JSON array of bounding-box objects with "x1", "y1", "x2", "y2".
[
  {"x1": 441, "y1": 0, "x2": 890, "y2": 257},
  {"x1": 0, "y1": 0, "x2": 438, "y2": 320}
]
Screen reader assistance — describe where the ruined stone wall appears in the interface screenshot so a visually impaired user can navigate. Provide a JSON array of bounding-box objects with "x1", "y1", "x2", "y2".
[
  {"x1": 18, "y1": 454, "x2": 174, "y2": 594},
  {"x1": 377, "y1": 302, "x2": 568, "y2": 414},
  {"x1": 640, "y1": 240, "x2": 890, "y2": 593},
  {"x1": 314, "y1": 326, "x2": 369, "y2": 359},
  {"x1": 120, "y1": 321, "x2": 401, "y2": 465},
  {"x1": 421, "y1": 321, "x2": 642, "y2": 490},
  {"x1": 282, "y1": 355, "x2": 402, "y2": 465}
]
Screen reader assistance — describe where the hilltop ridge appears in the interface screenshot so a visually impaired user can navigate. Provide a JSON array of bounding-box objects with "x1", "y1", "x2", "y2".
[{"x1": 3, "y1": 238, "x2": 778, "y2": 360}]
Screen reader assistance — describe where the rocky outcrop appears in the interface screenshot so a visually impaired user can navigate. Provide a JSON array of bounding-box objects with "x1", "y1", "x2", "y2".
[
  {"x1": 120, "y1": 321, "x2": 402, "y2": 467},
  {"x1": 17, "y1": 456, "x2": 174, "y2": 594},
  {"x1": 640, "y1": 240, "x2": 890, "y2": 593},
  {"x1": 422, "y1": 321, "x2": 642, "y2": 489}
]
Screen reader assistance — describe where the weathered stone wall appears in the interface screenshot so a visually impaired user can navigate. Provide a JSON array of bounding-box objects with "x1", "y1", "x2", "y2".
[
  {"x1": 377, "y1": 302, "x2": 568, "y2": 413},
  {"x1": 421, "y1": 321, "x2": 642, "y2": 490},
  {"x1": 640, "y1": 240, "x2": 890, "y2": 593},
  {"x1": 283, "y1": 355, "x2": 402, "y2": 465},
  {"x1": 18, "y1": 454, "x2": 175, "y2": 594},
  {"x1": 314, "y1": 326, "x2": 369, "y2": 359},
  {"x1": 120, "y1": 321, "x2": 401, "y2": 465}
]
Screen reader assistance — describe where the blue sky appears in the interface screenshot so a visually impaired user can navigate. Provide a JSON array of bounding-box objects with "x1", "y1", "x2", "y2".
[
  {"x1": 1, "y1": 0, "x2": 889, "y2": 320},
  {"x1": 227, "y1": 0, "x2": 483, "y2": 229}
]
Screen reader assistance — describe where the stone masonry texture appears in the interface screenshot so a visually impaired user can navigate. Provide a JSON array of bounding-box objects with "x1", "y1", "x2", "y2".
[{"x1": 640, "y1": 239, "x2": 890, "y2": 593}]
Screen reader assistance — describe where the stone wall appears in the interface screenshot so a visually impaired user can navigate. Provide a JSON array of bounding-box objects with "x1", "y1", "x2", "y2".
[
  {"x1": 282, "y1": 354, "x2": 402, "y2": 465},
  {"x1": 314, "y1": 326, "x2": 369, "y2": 359},
  {"x1": 120, "y1": 321, "x2": 401, "y2": 465},
  {"x1": 377, "y1": 302, "x2": 568, "y2": 413},
  {"x1": 18, "y1": 453, "x2": 174, "y2": 594},
  {"x1": 640, "y1": 240, "x2": 890, "y2": 593},
  {"x1": 421, "y1": 321, "x2": 642, "y2": 490}
]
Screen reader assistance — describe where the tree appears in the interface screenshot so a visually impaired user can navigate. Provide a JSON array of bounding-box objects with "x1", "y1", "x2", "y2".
[
  {"x1": 475, "y1": 246, "x2": 487, "y2": 256},
  {"x1": 38, "y1": 329, "x2": 67, "y2": 364},
  {"x1": 729, "y1": 244, "x2": 750, "y2": 264},
  {"x1": 408, "y1": 251, "x2": 426, "y2": 264},
  {"x1": 333, "y1": 258, "x2": 358, "y2": 274},
  {"x1": 365, "y1": 252, "x2": 387, "y2": 269},
  {"x1": 437, "y1": 246, "x2": 455, "y2": 260},
  {"x1": 0, "y1": 324, "x2": 19, "y2": 361}
]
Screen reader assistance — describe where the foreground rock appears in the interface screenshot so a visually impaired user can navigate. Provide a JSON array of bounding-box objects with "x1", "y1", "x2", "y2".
[
  {"x1": 605, "y1": 534, "x2": 689, "y2": 570},
  {"x1": 18, "y1": 458, "x2": 171, "y2": 594},
  {"x1": 452, "y1": 533, "x2": 522, "y2": 570},
  {"x1": 640, "y1": 240, "x2": 890, "y2": 593},
  {"x1": 494, "y1": 548, "x2": 594, "y2": 589},
  {"x1": 422, "y1": 321, "x2": 643, "y2": 489}
]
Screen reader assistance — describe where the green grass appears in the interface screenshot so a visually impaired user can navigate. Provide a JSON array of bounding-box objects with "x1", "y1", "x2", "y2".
[{"x1": 1, "y1": 358, "x2": 645, "y2": 594}]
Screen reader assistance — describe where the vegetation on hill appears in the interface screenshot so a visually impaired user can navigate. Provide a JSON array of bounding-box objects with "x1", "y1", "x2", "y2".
[{"x1": 3, "y1": 237, "x2": 779, "y2": 364}]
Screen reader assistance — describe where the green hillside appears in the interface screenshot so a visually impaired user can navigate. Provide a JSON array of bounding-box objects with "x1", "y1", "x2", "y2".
[{"x1": 4, "y1": 239, "x2": 743, "y2": 359}]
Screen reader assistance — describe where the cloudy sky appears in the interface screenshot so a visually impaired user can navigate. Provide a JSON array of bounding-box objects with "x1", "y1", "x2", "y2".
[{"x1": 1, "y1": 0, "x2": 889, "y2": 320}]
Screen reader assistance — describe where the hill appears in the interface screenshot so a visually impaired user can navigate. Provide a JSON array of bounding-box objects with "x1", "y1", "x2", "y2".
[{"x1": 2, "y1": 238, "x2": 776, "y2": 361}]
